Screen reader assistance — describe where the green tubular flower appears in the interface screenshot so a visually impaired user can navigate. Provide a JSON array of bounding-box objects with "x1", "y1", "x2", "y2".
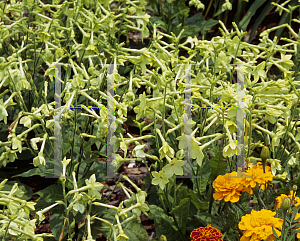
[
  {"x1": 223, "y1": 140, "x2": 237, "y2": 157},
  {"x1": 33, "y1": 152, "x2": 46, "y2": 167}
]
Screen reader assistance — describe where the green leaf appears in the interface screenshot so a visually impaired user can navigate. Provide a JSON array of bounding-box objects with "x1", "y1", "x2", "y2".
[
  {"x1": 188, "y1": 189, "x2": 208, "y2": 211},
  {"x1": 209, "y1": 151, "x2": 227, "y2": 181},
  {"x1": 35, "y1": 184, "x2": 64, "y2": 200},
  {"x1": 148, "y1": 205, "x2": 179, "y2": 240},
  {"x1": 248, "y1": 0, "x2": 275, "y2": 42},
  {"x1": 271, "y1": 225, "x2": 279, "y2": 240},
  {"x1": 169, "y1": 198, "x2": 189, "y2": 215},
  {"x1": 149, "y1": 16, "x2": 167, "y2": 32},
  {"x1": 122, "y1": 216, "x2": 149, "y2": 241},
  {"x1": 174, "y1": 185, "x2": 190, "y2": 235},
  {"x1": 238, "y1": 0, "x2": 268, "y2": 31},
  {"x1": 50, "y1": 208, "x2": 68, "y2": 240},
  {"x1": 287, "y1": 233, "x2": 296, "y2": 241}
]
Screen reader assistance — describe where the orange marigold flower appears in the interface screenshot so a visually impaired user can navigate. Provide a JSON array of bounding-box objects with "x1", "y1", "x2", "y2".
[
  {"x1": 274, "y1": 191, "x2": 300, "y2": 213},
  {"x1": 190, "y1": 224, "x2": 223, "y2": 241},
  {"x1": 244, "y1": 162, "x2": 274, "y2": 193},
  {"x1": 212, "y1": 171, "x2": 246, "y2": 203},
  {"x1": 239, "y1": 209, "x2": 283, "y2": 241}
]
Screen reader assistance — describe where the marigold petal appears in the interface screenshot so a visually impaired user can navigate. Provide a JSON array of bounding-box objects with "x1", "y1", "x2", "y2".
[{"x1": 213, "y1": 192, "x2": 223, "y2": 200}]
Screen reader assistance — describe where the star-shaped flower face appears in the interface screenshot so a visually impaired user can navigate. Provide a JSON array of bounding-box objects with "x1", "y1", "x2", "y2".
[{"x1": 151, "y1": 170, "x2": 169, "y2": 190}]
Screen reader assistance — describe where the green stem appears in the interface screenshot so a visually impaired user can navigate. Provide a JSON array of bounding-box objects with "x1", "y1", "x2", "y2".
[
  {"x1": 163, "y1": 188, "x2": 186, "y2": 241},
  {"x1": 254, "y1": 190, "x2": 267, "y2": 210},
  {"x1": 282, "y1": 210, "x2": 287, "y2": 241},
  {"x1": 162, "y1": 80, "x2": 169, "y2": 140},
  {"x1": 208, "y1": 185, "x2": 214, "y2": 214},
  {"x1": 276, "y1": 95, "x2": 300, "y2": 160}
]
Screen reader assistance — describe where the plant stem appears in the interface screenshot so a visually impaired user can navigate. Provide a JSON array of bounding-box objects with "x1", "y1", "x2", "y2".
[
  {"x1": 254, "y1": 189, "x2": 267, "y2": 210},
  {"x1": 208, "y1": 185, "x2": 214, "y2": 214},
  {"x1": 163, "y1": 188, "x2": 186, "y2": 241}
]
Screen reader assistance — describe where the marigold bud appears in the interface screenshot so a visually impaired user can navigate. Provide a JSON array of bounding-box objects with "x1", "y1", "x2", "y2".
[
  {"x1": 160, "y1": 235, "x2": 167, "y2": 241},
  {"x1": 260, "y1": 146, "x2": 269, "y2": 161},
  {"x1": 281, "y1": 197, "x2": 291, "y2": 212},
  {"x1": 293, "y1": 185, "x2": 298, "y2": 191}
]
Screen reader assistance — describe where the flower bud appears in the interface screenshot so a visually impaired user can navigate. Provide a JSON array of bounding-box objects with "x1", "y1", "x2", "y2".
[
  {"x1": 281, "y1": 197, "x2": 291, "y2": 212},
  {"x1": 260, "y1": 146, "x2": 269, "y2": 161},
  {"x1": 260, "y1": 146, "x2": 269, "y2": 173},
  {"x1": 293, "y1": 185, "x2": 298, "y2": 191},
  {"x1": 160, "y1": 235, "x2": 167, "y2": 241}
]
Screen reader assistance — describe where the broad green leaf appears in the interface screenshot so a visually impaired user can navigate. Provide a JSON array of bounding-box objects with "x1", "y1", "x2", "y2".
[
  {"x1": 208, "y1": 151, "x2": 226, "y2": 181},
  {"x1": 50, "y1": 209, "x2": 68, "y2": 240},
  {"x1": 148, "y1": 205, "x2": 179, "y2": 240},
  {"x1": 188, "y1": 189, "x2": 208, "y2": 211},
  {"x1": 239, "y1": 0, "x2": 268, "y2": 31}
]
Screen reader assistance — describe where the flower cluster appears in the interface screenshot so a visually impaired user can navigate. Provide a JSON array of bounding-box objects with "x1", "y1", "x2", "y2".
[
  {"x1": 190, "y1": 224, "x2": 223, "y2": 241},
  {"x1": 212, "y1": 163, "x2": 274, "y2": 203},
  {"x1": 243, "y1": 162, "x2": 274, "y2": 191}
]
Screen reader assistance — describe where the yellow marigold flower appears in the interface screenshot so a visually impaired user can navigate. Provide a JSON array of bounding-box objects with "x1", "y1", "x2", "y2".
[
  {"x1": 244, "y1": 162, "x2": 274, "y2": 192},
  {"x1": 274, "y1": 191, "x2": 300, "y2": 213},
  {"x1": 190, "y1": 224, "x2": 223, "y2": 241},
  {"x1": 238, "y1": 209, "x2": 283, "y2": 241},
  {"x1": 212, "y1": 171, "x2": 246, "y2": 203}
]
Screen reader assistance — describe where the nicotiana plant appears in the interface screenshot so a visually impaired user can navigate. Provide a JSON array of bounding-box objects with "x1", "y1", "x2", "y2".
[{"x1": 0, "y1": 0, "x2": 300, "y2": 240}]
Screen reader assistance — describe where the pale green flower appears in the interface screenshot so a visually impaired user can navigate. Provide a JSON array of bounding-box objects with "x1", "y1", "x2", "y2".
[
  {"x1": 33, "y1": 152, "x2": 46, "y2": 167},
  {"x1": 266, "y1": 159, "x2": 281, "y2": 176},
  {"x1": 151, "y1": 170, "x2": 169, "y2": 190},
  {"x1": 274, "y1": 172, "x2": 289, "y2": 181},
  {"x1": 223, "y1": 140, "x2": 237, "y2": 157},
  {"x1": 222, "y1": 0, "x2": 232, "y2": 11},
  {"x1": 287, "y1": 156, "x2": 297, "y2": 168},
  {"x1": 159, "y1": 141, "x2": 175, "y2": 160}
]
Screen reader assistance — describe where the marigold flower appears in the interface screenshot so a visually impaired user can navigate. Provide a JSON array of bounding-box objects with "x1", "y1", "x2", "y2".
[
  {"x1": 244, "y1": 162, "x2": 274, "y2": 193},
  {"x1": 190, "y1": 224, "x2": 223, "y2": 241},
  {"x1": 212, "y1": 171, "x2": 246, "y2": 203},
  {"x1": 238, "y1": 209, "x2": 283, "y2": 241},
  {"x1": 274, "y1": 191, "x2": 300, "y2": 213}
]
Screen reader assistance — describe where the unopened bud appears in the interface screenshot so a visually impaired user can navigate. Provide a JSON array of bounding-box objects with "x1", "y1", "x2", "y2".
[
  {"x1": 281, "y1": 197, "x2": 291, "y2": 212},
  {"x1": 293, "y1": 185, "x2": 298, "y2": 191},
  {"x1": 160, "y1": 235, "x2": 167, "y2": 241},
  {"x1": 260, "y1": 146, "x2": 269, "y2": 173},
  {"x1": 260, "y1": 146, "x2": 269, "y2": 161}
]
